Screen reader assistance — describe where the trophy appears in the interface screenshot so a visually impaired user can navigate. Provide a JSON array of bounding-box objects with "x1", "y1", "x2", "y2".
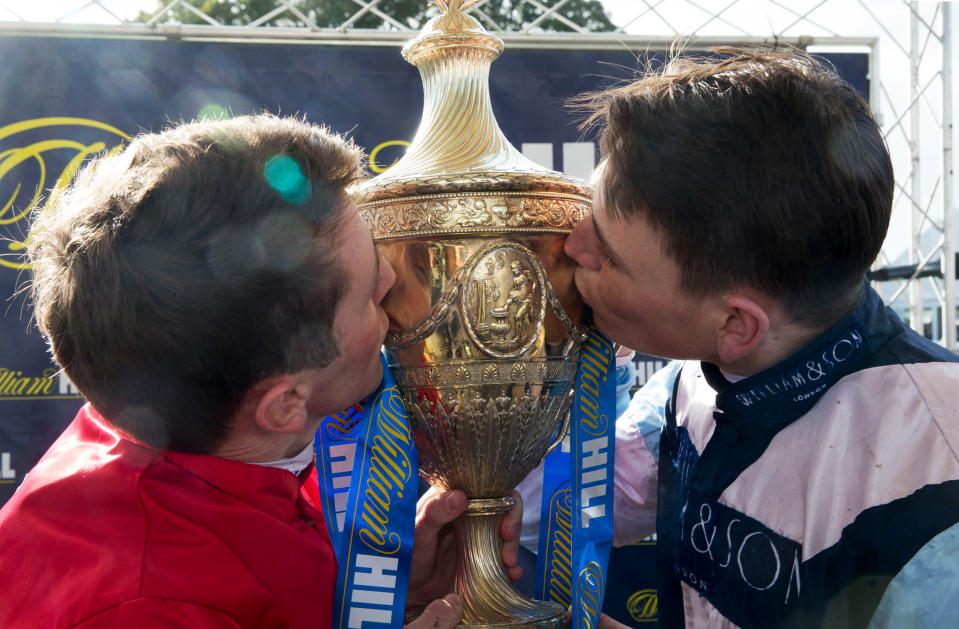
[{"x1": 354, "y1": 1, "x2": 592, "y2": 625}]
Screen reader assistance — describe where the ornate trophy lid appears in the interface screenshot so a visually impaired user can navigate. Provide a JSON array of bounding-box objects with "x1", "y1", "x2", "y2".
[{"x1": 354, "y1": 0, "x2": 592, "y2": 226}]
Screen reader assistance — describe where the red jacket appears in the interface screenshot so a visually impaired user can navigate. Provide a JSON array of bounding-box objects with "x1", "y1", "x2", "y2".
[{"x1": 0, "y1": 404, "x2": 336, "y2": 628}]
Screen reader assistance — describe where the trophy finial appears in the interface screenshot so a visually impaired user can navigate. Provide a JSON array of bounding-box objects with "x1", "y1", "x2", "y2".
[
  {"x1": 358, "y1": 0, "x2": 590, "y2": 223},
  {"x1": 432, "y1": 0, "x2": 481, "y2": 14},
  {"x1": 423, "y1": 0, "x2": 485, "y2": 37}
]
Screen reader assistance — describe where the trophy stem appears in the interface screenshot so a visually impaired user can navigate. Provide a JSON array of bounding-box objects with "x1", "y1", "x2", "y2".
[{"x1": 454, "y1": 497, "x2": 565, "y2": 628}]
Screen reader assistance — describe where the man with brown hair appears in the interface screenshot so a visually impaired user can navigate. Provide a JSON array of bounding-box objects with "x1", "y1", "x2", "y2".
[
  {"x1": 0, "y1": 114, "x2": 511, "y2": 628},
  {"x1": 565, "y1": 49, "x2": 959, "y2": 627}
]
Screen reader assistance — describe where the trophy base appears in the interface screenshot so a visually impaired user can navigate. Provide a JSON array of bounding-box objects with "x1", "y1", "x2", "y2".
[
  {"x1": 457, "y1": 602, "x2": 566, "y2": 628},
  {"x1": 453, "y1": 498, "x2": 568, "y2": 629}
]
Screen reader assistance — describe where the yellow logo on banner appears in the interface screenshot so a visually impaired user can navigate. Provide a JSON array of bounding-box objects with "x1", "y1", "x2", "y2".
[
  {"x1": 369, "y1": 140, "x2": 410, "y2": 173},
  {"x1": 0, "y1": 366, "x2": 82, "y2": 401},
  {"x1": 0, "y1": 117, "x2": 129, "y2": 271},
  {"x1": 358, "y1": 386, "x2": 413, "y2": 555},
  {"x1": 576, "y1": 561, "x2": 605, "y2": 628},
  {"x1": 626, "y1": 588, "x2": 658, "y2": 622},
  {"x1": 545, "y1": 485, "x2": 573, "y2": 605}
]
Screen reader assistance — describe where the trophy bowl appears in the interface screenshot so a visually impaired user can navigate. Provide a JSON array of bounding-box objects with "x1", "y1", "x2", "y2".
[{"x1": 355, "y1": 2, "x2": 592, "y2": 625}]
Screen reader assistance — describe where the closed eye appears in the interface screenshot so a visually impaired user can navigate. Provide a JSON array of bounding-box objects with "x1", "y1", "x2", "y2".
[{"x1": 593, "y1": 219, "x2": 622, "y2": 269}]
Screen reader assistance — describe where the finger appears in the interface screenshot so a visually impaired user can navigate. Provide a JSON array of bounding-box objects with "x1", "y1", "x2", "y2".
[
  {"x1": 566, "y1": 608, "x2": 629, "y2": 629},
  {"x1": 404, "y1": 594, "x2": 463, "y2": 629},
  {"x1": 501, "y1": 490, "x2": 523, "y2": 542},
  {"x1": 500, "y1": 490, "x2": 523, "y2": 574},
  {"x1": 408, "y1": 488, "x2": 467, "y2": 603},
  {"x1": 416, "y1": 487, "x2": 467, "y2": 536},
  {"x1": 597, "y1": 613, "x2": 631, "y2": 629}
]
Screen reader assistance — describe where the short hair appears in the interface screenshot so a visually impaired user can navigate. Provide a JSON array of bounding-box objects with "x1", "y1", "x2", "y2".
[
  {"x1": 28, "y1": 114, "x2": 364, "y2": 453},
  {"x1": 583, "y1": 48, "x2": 894, "y2": 326}
]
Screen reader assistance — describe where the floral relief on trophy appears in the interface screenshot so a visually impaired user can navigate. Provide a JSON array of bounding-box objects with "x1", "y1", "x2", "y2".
[
  {"x1": 359, "y1": 191, "x2": 592, "y2": 240},
  {"x1": 461, "y1": 241, "x2": 547, "y2": 359},
  {"x1": 394, "y1": 357, "x2": 577, "y2": 388},
  {"x1": 537, "y1": 361, "x2": 550, "y2": 380}
]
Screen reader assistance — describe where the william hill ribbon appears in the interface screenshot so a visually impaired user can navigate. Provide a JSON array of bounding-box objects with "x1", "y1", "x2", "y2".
[
  {"x1": 316, "y1": 405, "x2": 363, "y2": 540},
  {"x1": 537, "y1": 328, "x2": 615, "y2": 629},
  {"x1": 316, "y1": 352, "x2": 418, "y2": 628}
]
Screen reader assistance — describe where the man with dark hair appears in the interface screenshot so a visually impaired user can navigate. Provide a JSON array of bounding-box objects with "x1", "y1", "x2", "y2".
[
  {"x1": 564, "y1": 49, "x2": 959, "y2": 627},
  {"x1": 0, "y1": 114, "x2": 514, "y2": 628}
]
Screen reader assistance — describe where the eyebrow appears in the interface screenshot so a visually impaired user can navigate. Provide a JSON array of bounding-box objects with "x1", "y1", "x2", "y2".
[{"x1": 593, "y1": 216, "x2": 626, "y2": 269}]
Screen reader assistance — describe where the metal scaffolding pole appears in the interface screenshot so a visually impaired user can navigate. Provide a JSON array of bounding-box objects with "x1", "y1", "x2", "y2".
[
  {"x1": 943, "y1": 1, "x2": 955, "y2": 350},
  {"x1": 909, "y1": 1, "x2": 924, "y2": 334}
]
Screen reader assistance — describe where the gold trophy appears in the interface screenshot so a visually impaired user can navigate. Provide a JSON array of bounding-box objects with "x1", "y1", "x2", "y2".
[{"x1": 354, "y1": 1, "x2": 592, "y2": 625}]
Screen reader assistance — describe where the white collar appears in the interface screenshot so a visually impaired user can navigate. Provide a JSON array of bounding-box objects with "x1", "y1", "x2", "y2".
[{"x1": 253, "y1": 441, "x2": 315, "y2": 476}]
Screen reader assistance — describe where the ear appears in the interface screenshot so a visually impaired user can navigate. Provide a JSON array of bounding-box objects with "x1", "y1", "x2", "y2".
[
  {"x1": 253, "y1": 375, "x2": 311, "y2": 434},
  {"x1": 716, "y1": 295, "x2": 770, "y2": 365}
]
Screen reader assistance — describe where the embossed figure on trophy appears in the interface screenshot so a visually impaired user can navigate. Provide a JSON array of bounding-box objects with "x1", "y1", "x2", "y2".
[
  {"x1": 504, "y1": 199, "x2": 537, "y2": 227},
  {"x1": 472, "y1": 252, "x2": 509, "y2": 342},
  {"x1": 504, "y1": 260, "x2": 535, "y2": 343},
  {"x1": 490, "y1": 200, "x2": 511, "y2": 224},
  {"x1": 471, "y1": 253, "x2": 539, "y2": 349},
  {"x1": 457, "y1": 199, "x2": 492, "y2": 227},
  {"x1": 472, "y1": 257, "x2": 498, "y2": 326}
]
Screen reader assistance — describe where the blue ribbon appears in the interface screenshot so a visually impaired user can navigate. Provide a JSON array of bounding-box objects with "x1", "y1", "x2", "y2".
[
  {"x1": 315, "y1": 353, "x2": 418, "y2": 628},
  {"x1": 535, "y1": 475, "x2": 573, "y2": 605},
  {"x1": 536, "y1": 329, "x2": 615, "y2": 628},
  {"x1": 315, "y1": 405, "x2": 363, "y2": 545}
]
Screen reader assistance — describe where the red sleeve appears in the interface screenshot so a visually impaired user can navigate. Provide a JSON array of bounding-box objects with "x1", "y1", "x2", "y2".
[
  {"x1": 300, "y1": 464, "x2": 323, "y2": 508},
  {"x1": 74, "y1": 599, "x2": 243, "y2": 628}
]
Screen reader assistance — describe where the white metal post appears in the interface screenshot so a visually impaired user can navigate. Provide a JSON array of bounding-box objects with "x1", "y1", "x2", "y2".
[
  {"x1": 909, "y1": 0, "x2": 924, "y2": 334},
  {"x1": 942, "y1": 1, "x2": 956, "y2": 351}
]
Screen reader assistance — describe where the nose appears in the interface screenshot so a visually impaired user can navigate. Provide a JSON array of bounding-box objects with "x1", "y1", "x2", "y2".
[
  {"x1": 376, "y1": 253, "x2": 397, "y2": 304},
  {"x1": 565, "y1": 216, "x2": 601, "y2": 272}
]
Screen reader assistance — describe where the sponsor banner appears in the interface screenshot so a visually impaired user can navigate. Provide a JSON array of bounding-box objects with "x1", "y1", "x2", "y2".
[{"x1": 632, "y1": 353, "x2": 671, "y2": 391}]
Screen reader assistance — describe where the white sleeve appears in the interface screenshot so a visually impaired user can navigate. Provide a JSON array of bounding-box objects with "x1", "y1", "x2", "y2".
[
  {"x1": 516, "y1": 358, "x2": 639, "y2": 553},
  {"x1": 613, "y1": 360, "x2": 682, "y2": 546},
  {"x1": 517, "y1": 360, "x2": 681, "y2": 552},
  {"x1": 515, "y1": 457, "x2": 546, "y2": 553}
]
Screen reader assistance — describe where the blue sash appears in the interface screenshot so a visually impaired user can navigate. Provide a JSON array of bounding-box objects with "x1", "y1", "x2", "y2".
[
  {"x1": 536, "y1": 329, "x2": 615, "y2": 628},
  {"x1": 315, "y1": 353, "x2": 418, "y2": 628},
  {"x1": 315, "y1": 405, "x2": 362, "y2": 541}
]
